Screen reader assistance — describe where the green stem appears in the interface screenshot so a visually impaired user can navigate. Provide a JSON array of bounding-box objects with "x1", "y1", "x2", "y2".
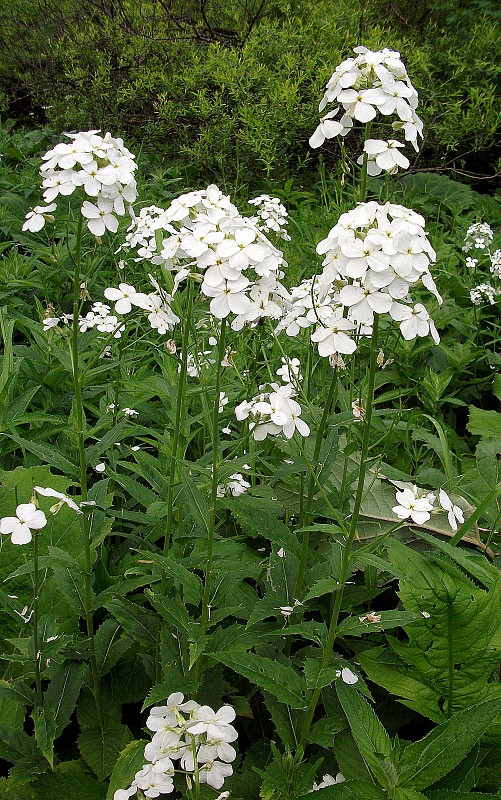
[
  {"x1": 32, "y1": 529, "x2": 42, "y2": 708},
  {"x1": 194, "y1": 317, "x2": 227, "y2": 688},
  {"x1": 70, "y1": 215, "x2": 103, "y2": 727},
  {"x1": 295, "y1": 367, "x2": 338, "y2": 596},
  {"x1": 162, "y1": 279, "x2": 194, "y2": 568},
  {"x1": 299, "y1": 315, "x2": 380, "y2": 747}
]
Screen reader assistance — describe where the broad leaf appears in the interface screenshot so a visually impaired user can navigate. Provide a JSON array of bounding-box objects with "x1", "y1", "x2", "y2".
[
  {"x1": 211, "y1": 650, "x2": 308, "y2": 708},
  {"x1": 398, "y1": 700, "x2": 501, "y2": 790}
]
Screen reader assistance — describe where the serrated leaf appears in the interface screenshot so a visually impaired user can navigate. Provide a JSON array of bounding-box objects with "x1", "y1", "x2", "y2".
[
  {"x1": 336, "y1": 681, "x2": 392, "y2": 788},
  {"x1": 359, "y1": 540, "x2": 501, "y2": 722},
  {"x1": 136, "y1": 549, "x2": 202, "y2": 605},
  {"x1": 78, "y1": 720, "x2": 133, "y2": 781},
  {"x1": 106, "y1": 739, "x2": 148, "y2": 800},
  {"x1": 467, "y1": 406, "x2": 501, "y2": 440},
  {"x1": 44, "y1": 661, "x2": 84, "y2": 739},
  {"x1": 105, "y1": 598, "x2": 157, "y2": 648},
  {"x1": 94, "y1": 620, "x2": 132, "y2": 678},
  {"x1": 32, "y1": 708, "x2": 56, "y2": 766},
  {"x1": 179, "y1": 466, "x2": 209, "y2": 534},
  {"x1": 337, "y1": 611, "x2": 423, "y2": 637},
  {"x1": 6, "y1": 433, "x2": 78, "y2": 476},
  {"x1": 211, "y1": 651, "x2": 307, "y2": 708},
  {"x1": 303, "y1": 658, "x2": 339, "y2": 690},
  {"x1": 297, "y1": 779, "x2": 386, "y2": 799},
  {"x1": 398, "y1": 700, "x2": 501, "y2": 790}
]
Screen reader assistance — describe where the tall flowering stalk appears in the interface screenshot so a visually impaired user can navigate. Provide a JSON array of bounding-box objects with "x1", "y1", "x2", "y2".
[{"x1": 24, "y1": 130, "x2": 139, "y2": 726}]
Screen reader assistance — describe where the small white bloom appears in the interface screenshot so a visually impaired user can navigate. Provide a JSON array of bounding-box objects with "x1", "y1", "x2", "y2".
[
  {"x1": 34, "y1": 486, "x2": 82, "y2": 514},
  {"x1": 438, "y1": 489, "x2": 465, "y2": 532},
  {"x1": 0, "y1": 503, "x2": 47, "y2": 545}
]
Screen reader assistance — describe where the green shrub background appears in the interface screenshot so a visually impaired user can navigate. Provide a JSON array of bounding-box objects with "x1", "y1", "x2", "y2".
[{"x1": 0, "y1": 0, "x2": 499, "y2": 186}]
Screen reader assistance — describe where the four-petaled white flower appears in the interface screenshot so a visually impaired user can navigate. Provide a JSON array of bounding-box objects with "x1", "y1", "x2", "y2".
[
  {"x1": 439, "y1": 489, "x2": 465, "y2": 532},
  {"x1": 0, "y1": 503, "x2": 47, "y2": 545},
  {"x1": 392, "y1": 487, "x2": 434, "y2": 525}
]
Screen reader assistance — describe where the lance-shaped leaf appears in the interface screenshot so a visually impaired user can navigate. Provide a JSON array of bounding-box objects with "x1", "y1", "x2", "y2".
[
  {"x1": 211, "y1": 651, "x2": 308, "y2": 708},
  {"x1": 398, "y1": 699, "x2": 501, "y2": 790},
  {"x1": 336, "y1": 681, "x2": 393, "y2": 788}
]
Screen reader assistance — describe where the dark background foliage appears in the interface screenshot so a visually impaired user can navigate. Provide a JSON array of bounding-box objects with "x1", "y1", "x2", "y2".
[{"x1": 0, "y1": 0, "x2": 499, "y2": 188}]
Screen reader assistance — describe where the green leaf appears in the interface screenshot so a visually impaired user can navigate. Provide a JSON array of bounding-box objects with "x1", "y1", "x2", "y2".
[
  {"x1": 304, "y1": 578, "x2": 341, "y2": 602},
  {"x1": 44, "y1": 661, "x2": 84, "y2": 739},
  {"x1": 337, "y1": 611, "x2": 423, "y2": 637},
  {"x1": 398, "y1": 700, "x2": 501, "y2": 790},
  {"x1": 359, "y1": 540, "x2": 501, "y2": 722},
  {"x1": 105, "y1": 598, "x2": 157, "y2": 648},
  {"x1": 78, "y1": 720, "x2": 133, "y2": 781},
  {"x1": 21, "y1": 759, "x2": 106, "y2": 800},
  {"x1": 136, "y1": 549, "x2": 202, "y2": 605},
  {"x1": 467, "y1": 406, "x2": 501, "y2": 439},
  {"x1": 32, "y1": 708, "x2": 57, "y2": 767},
  {"x1": 106, "y1": 739, "x2": 148, "y2": 800},
  {"x1": 336, "y1": 681, "x2": 392, "y2": 788},
  {"x1": 148, "y1": 590, "x2": 198, "y2": 638},
  {"x1": 179, "y1": 465, "x2": 210, "y2": 534},
  {"x1": 221, "y1": 492, "x2": 299, "y2": 554},
  {"x1": 94, "y1": 620, "x2": 132, "y2": 678},
  {"x1": 211, "y1": 651, "x2": 308, "y2": 708},
  {"x1": 6, "y1": 433, "x2": 78, "y2": 476}
]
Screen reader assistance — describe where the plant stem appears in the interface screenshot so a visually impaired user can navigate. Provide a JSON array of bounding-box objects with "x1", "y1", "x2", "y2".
[
  {"x1": 32, "y1": 529, "x2": 42, "y2": 708},
  {"x1": 70, "y1": 215, "x2": 103, "y2": 727},
  {"x1": 299, "y1": 315, "x2": 380, "y2": 747},
  {"x1": 295, "y1": 367, "x2": 338, "y2": 596},
  {"x1": 194, "y1": 317, "x2": 227, "y2": 688},
  {"x1": 162, "y1": 279, "x2": 194, "y2": 567}
]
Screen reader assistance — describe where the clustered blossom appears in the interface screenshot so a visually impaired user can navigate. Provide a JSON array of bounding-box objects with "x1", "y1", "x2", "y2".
[
  {"x1": 392, "y1": 484, "x2": 465, "y2": 531},
  {"x1": 248, "y1": 195, "x2": 291, "y2": 241},
  {"x1": 462, "y1": 222, "x2": 500, "y2": 307},
  {"x1": 114, "y1": 694, "x2": 237, "y2": 798},
  {"x1": 24, "y1": 130, "x2": 137, "y2": 235},
  {"x1": 235, "y1": 382, "x2": 310, "y2": 441},
  {"x1": 121, "y1": 185, "x2": 289, "y2": 330},
  {"x1": 217, "y1": 472, "x2": 251, "y2": 498},
  {"x1": 276, "y1": 356, "x2": 303, "y2": 385},
  {"x1": 470, "y1": 283, "x2": 498, "y2": 306},
  {"x1": 462, "y1": 222, "x2": 494, "y2": 253},
  {"x1": 310, "y1": 46, "x2": 423, "y2": 172},
  {"x1": 277, "y1": 201, "x2": 441, "y2": 358}
]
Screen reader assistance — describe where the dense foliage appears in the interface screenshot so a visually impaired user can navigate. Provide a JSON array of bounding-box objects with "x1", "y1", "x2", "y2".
[{"x1": 0, "y1": 0, "x2": 500, "y2": 186}]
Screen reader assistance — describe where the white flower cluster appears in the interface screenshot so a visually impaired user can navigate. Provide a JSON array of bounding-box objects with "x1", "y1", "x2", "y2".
[
  {"x1": 24, "y1": 130, "x2": 137, "y2": 235},
  {"x1": 462, "y1": 222, "x2": 494, "y2": 252},
  {"x1": 277, "y1": 201, "x2": 441, "y2": 358},
  {"x1": 470, "y1": 283, "x2": 498, "y2": 306},
  {"x1": 235, "y1": 382, "x2": 310, "y2": 440},
  {"x1": 248, "y1": 195, "x2": 291, "y2": 241},
  {"x1": 310, "y1": 46, "x2": 423, "y2": 173},
  {"x1": 217, "y1": 472, "x2": 251, "y2": 498},
  {"x1": 462, "y1": 222, "x2": 500, "y2": 306},
  {"x1": 310, "y1": 772, "x2": 345, "y2": 792},
  {"x1": 121, "y1": 185, "x2": 289, "y2": 330},
  {"x1": 392, "y1": 485, "x2": 465, "y2": 531},
  {"x1": 276, "y1": 356, "x2": 303, "y2": 385},
  {"x1": 103, "y1": 279, "x2": 180, "y2": 335},
  {"x1": 114, "y1": 694, "x2": 237, "y2": 798}
]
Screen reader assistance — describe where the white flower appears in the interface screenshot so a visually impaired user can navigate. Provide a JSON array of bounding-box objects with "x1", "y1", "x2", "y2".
[
  {"x1": 199, "y1": 759, "x2": 233, "y2": 790},
  {"x1": 95, "y1": 463, "x2": 106, "y2": 473},
  {"x1": 34, "y1": 486, "x2": 82, "y2": 514},
  {"x1": 336, "y1": 667, "x2": 359, "y2": 684},
  {"x1": 22, "y1": 203, "x2": 57, "y2": 232},
  {"x1": 310, "y1": 773, "x2": 345, "y2": 791},
  {"x1": 122, "y1": 407, "x2": 139, "y2": 417},
  {"x1": 439, "y1": 489, "x2": 465, "y2": 532},
  {"x1": 43, "y1": 316, "x2": 60, "y2": 331},
  {"x1": 104, "y1": 283, "x2": 152, "y2": 314},
  {"x1": 392, "y1": 487, "x2": 434, "y2": 525},
  {"x1": 81, "y1": 197, "x2": 118, "y2": 236},
  {"x1": 0, "y1": 503, "x2": 47, "y2": 545},
  {"x1": 187, "y1": 705, "x2": 236, "y2": 740}
]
